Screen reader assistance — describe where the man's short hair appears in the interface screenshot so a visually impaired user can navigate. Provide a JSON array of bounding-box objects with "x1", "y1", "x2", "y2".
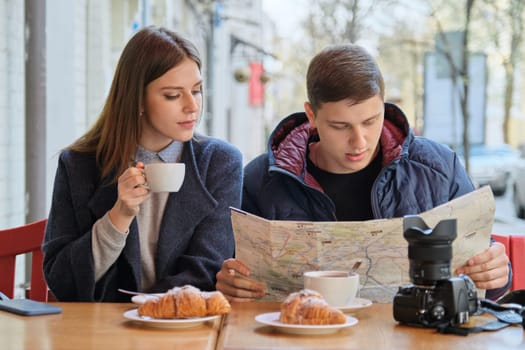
[{"x1": 306, "y1": 44, "x2": 385, "y2": 112}]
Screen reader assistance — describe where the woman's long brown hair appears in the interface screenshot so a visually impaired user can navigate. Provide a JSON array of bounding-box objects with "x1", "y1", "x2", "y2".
[{"x1": 68, "y1": 26, "x2": 201, "y2": 183}]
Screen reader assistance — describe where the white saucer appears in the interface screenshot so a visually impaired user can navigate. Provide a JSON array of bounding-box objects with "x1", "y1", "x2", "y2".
[
  {"x1": 255, "y1": 312, "x2": 358, "y2": 335},
  {"x1": 335, "y1": 298, "x2": 372, "y2": 312},
  {"x1": 123, "y1": 309, "x2": 219, "y2": 329}
]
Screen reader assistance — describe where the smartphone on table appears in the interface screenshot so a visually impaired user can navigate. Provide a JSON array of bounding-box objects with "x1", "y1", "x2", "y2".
[{"x1": 0, "y1": 292, "x2": 62, "y2": 316}]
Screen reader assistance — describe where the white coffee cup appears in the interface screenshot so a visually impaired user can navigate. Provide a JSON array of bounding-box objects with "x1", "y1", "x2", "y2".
[
  {"x1": 144, "y1": 163, "x2": 185, "y2": 192},
  {"x1": 303, "y1": 270, "x2": 359, "y2": 307}
]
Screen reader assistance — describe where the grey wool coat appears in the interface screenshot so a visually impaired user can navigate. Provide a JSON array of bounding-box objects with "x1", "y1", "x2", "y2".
[{"x1": 43, "y1": 134, "x2": 242, "y2": 302}]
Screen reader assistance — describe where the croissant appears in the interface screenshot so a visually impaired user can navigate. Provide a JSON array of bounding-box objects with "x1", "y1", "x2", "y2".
[
  {"x1": 137, "y1": 285, "x2": 231, "y2": 319},
  {"x1": 279, "y1": 289, "x2": 346, "y2": 325}
]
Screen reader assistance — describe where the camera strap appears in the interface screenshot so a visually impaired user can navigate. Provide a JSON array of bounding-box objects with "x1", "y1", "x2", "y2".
[{"x1": 436, "y1": 290, "x2": 525, "y2": 336}]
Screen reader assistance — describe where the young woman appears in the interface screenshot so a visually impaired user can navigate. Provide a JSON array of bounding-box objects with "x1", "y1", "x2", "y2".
[{"x1": 43, "y1": 26, "x2": 243, "y2": 302}]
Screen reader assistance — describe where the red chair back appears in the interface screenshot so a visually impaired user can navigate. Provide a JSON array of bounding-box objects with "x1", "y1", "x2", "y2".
[
  {"x1": 492, "y1": 233, "x2": 525, "y2": 291},
  {"x1": 510, "y1": 235, "x2": 525, "y2": 290},
  {"x1": 0, "y1": 219, "x2": 48, "y2": 301}
]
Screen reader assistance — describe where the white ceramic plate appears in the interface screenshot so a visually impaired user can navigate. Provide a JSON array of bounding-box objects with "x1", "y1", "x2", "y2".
[
  {"x1": 336, "y1": 298, "x2": 373, "y2": 312},
  {"x1": 123, "y1": 309, "x2": 219, "y2": 329},
  {"x1": 131, "y1": 293, "x2": 164, "y2": 305},
  {"x1": 254, "y1": 312, "x2": 358, "y2": 335}
]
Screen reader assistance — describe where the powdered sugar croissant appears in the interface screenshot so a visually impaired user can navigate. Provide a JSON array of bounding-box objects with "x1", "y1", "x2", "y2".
[
  {"x1": 137, "y1": 285, "x2": 231, "y2": 319},
  {"x1": 279, "y1": 289, "x2": 346, "y2": 325}
]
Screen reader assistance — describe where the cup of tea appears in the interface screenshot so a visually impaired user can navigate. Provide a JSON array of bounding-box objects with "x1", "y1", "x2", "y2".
[
  {"x1": 303, "y1": 270, "x2": 359, "y2": 307},
  {"x1": 144, "y1": 163, "x2": 185, "y2": 192}
]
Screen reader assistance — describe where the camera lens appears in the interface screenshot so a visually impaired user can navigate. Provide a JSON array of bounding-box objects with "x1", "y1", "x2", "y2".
[{"x1": 403, "y1": 216, "x2": 457, "y2": 286}]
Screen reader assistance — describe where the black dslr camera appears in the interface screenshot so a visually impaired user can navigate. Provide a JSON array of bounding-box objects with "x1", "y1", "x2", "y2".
[{"x1": 393, "y1": 216, "x2": 478, "y2": 328}]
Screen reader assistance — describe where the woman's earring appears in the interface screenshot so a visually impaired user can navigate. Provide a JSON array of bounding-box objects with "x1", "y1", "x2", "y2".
[{"x1": 139, "y1": 111, "x2": 144, "y2": 117}]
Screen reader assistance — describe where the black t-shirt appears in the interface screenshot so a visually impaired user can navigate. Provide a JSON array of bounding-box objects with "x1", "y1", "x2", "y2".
[{"x1": 307, "y1": 151, "x2": 383, "y2": 221}]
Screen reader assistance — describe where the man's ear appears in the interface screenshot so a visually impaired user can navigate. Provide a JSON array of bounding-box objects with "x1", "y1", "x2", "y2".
[{"x1": 304, "y1": 102, "x2": 316, "y2": 127}]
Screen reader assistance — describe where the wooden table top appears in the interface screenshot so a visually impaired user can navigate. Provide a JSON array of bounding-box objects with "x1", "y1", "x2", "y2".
[
  {"x1": 0, "y1": 302, "x2": 222, "y2": 350},
  {"x1": 217, "y1": 302, "x2": 524, "y2": 350},
  {"x1": 0, "y1": 301, "x2": 523, "y2": 349}
]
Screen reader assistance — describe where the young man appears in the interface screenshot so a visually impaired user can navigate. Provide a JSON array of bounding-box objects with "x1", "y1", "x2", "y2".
[{"x1": 216, "y1": 44, "x2": 511, "y2": 302}]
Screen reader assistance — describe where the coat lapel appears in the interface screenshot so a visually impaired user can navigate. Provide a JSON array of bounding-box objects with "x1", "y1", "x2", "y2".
[{"x1": 154, "y1": 145, "x2": 217, "y2": 278}]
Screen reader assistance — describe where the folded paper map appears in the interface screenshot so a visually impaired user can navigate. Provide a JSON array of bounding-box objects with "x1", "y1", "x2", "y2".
[{"x1": 231, "y1": 186, "x2": 494, "y2": 303}]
